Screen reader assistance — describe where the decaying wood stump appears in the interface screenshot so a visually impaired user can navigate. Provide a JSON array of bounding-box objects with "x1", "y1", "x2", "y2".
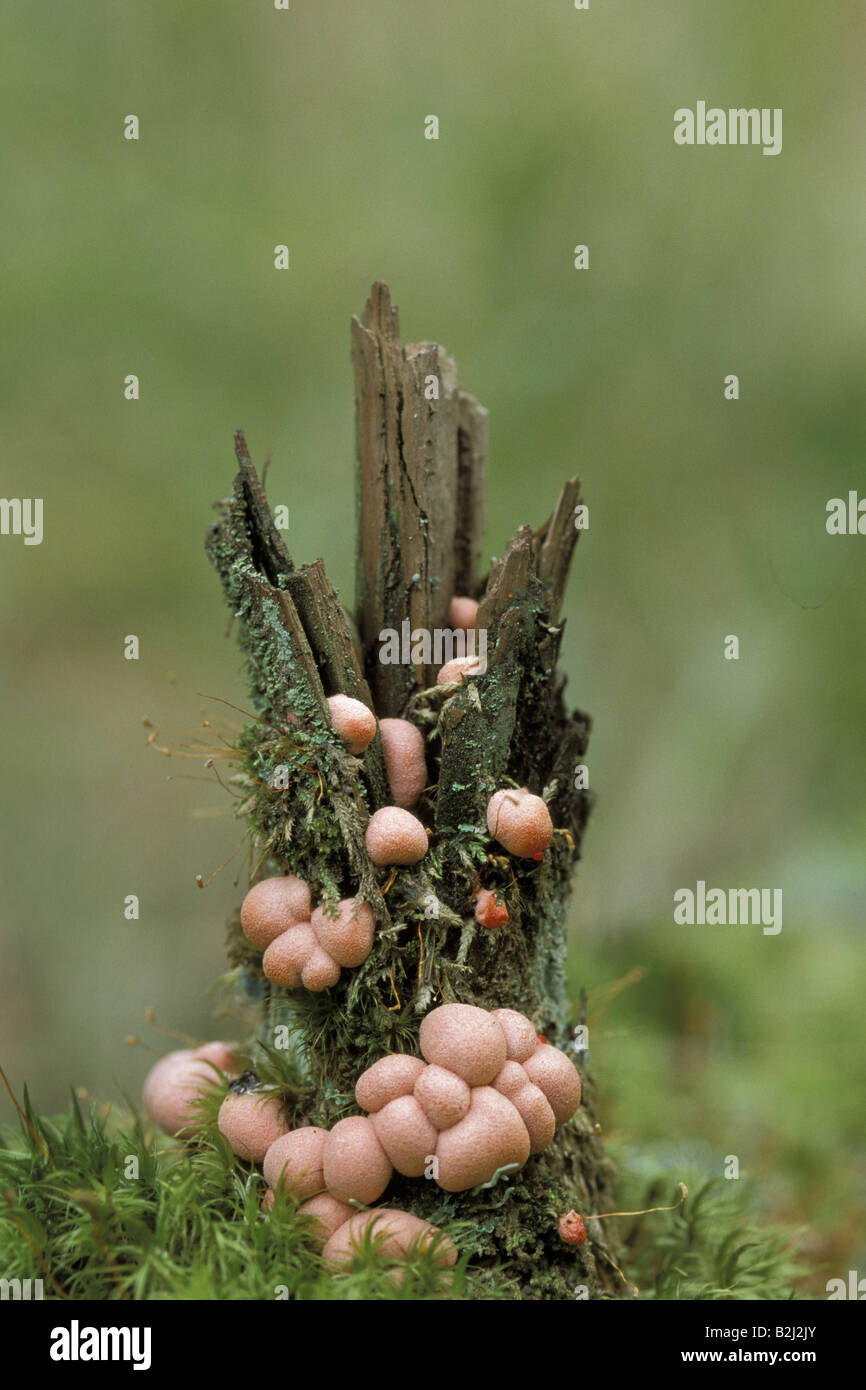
[{"x1": 206, "y1": 283, "x2": 624, "y2": 1299}]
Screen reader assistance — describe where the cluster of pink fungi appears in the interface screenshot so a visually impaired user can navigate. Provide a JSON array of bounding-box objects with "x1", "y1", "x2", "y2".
[
  {"x1": 235, "y1": 593, "x2": 555, "y2": 993},
  {"x1": 323, "y1": 595, "x2": 554, "y2": 880},
  {"x1": 143, "y1": 596, "x2": 574, "y2": 1270},
  {"x1": 143, "y1": 1003, "x2": 582, "y2": 1270}
]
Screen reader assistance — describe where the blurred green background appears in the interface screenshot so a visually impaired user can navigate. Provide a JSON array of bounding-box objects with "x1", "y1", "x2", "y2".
[{"x1": 1, "y1": 1, "x2": 863, "y2": 1296}]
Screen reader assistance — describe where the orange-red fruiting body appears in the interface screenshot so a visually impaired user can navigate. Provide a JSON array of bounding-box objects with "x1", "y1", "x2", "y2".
[{"x1": 474, "y1": 888, "x2": 509, "y2": 929}]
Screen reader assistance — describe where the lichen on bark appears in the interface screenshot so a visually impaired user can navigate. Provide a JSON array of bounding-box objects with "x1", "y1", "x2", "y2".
[{"x1": 207, "y1": 283, "x2": 626, "y2": 1299}]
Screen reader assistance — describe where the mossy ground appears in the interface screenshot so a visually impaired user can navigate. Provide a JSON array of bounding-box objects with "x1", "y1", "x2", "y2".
[{"x1": 0, "y1": 1091, "x2": 802, "y2": 1301}]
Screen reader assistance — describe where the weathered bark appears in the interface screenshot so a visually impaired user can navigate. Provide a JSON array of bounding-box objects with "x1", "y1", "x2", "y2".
[{"x1": 207, "y1": 285, "x2": 625, "y2": 1300}]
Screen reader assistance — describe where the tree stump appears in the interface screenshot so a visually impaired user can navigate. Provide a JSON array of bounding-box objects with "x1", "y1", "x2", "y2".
[{"x1": 206, "y1": 283, "x2": 624, "y2": 1299}]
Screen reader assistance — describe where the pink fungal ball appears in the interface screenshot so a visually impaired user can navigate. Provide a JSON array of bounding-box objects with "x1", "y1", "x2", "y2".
[
  {"x1": 490, "y1": 1008, "x2": 539, "y2": 1064},
  {"x1": 365, "y1": 807, "x2": 428, "y2": 866},
  {"x1": 262, "y1": 923, "x2": 319, "y2": 989},
  {"x1": 434, "y1": 1086, "x2": 531, "y2": 1192},
  {"x1": 142, "y1": 1048, "x2": 193, "y2": 1112},
  {"x1": 311, "y1": 899, "x2": 375, "y2": 969},
  {"x1": 355, "y1": 1054, "x2": 427, "y2": 1113},
  {"x1": 489, "y1": 1059, "x2": 529, "y2": 1101},
  {"x1": 322, "y1": 1115, "x2": 393, "y2": 1205},
  {"x1": 322, "y1": 1209, "x2": 456, "y2": 1273},
  {"x1": 370, "y1": 1095, "x2": 439, "y2": 1177},
  {"x1": 300, "y1": 946, "x2": 341, "y2": 992},
  {"x1": 419, "y1": 1003, "x2": 507, "y2": 1086},
  {"x1": 143, "y1": 1049, "x2": 225, "y2": 1138},
  {"x1": 492, "y1": 1063, "x2": 556, "y2": 1153},
  {"x1": 413, "y1": 1064, "x2": 472, "y2": 1131},
  {"x1": 193, "y1": 1041, "x2": 241, "y2": 1074},
  {"x1": 436, "y1": 655, "x2": 484, "y2": 686},
  {"x1": 298, "y1": 1193, "x2": 355, "y2": 1246},
  {"x1": 378, "y1": 719, "x2": 428, "y2": 808},
  {"x1": 241, "y1": 876, "x2": 312, "y2": 950},
  {"x1": 217, "y1": 1090, "x2": 288, "y2": 1163},
  {"x1": 486, "y1": 787, "x2": 553, "y2": 859},
  {"x1": 447, "y1": 596, "x2": 479, "y2": 632},
  {"x1": 521, "y1": 1043, "x2": 582, "y2": 1125},
  {"x1": 326, "y1": 694, "x2": 377, "y2": 755},
  {"x1": 509, "y1": 1082, "x2": 556, "y2": 1154},
  {"x1": 263, "y1": 1126, "x2": 329, "y2": 1199}
]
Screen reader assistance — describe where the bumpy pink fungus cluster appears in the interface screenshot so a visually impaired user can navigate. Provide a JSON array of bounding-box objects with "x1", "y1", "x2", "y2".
[
  {"x1": 262, "y1": 1004, "x2": 581, "y2": 1202},
  {"x1": 241, "y1": 876, "x2": 375, "y2": 992},
  {"x1": 487, "y1": 787, "x2": 554, "y2": 859},
  {"x1": 143, "y1": 1041, "x2": 240, "y2": 1138}
]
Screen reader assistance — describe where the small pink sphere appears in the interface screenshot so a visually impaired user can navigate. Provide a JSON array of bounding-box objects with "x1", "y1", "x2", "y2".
[
  {"x1": 436, "y1": 655, "x2": 484, "y2": 686},
  {"x1": 240, "y1": 876, "x2": 312, "y2": 950},
  {"x1": 217, "y1": 1090, "x2": 289, "y2": 1163},
  {"x1": 447, "y1": 596, "x2": 480, "y2": 632},
  {"x1": 365, "y1": 807, "x2": 428, "y2": 867},
  {"x1": 143, "y1": 1044, "x2": 236, "y2": 1138},
  {"x1": 486, "y1": 788, "x2": 553, "y2": 859},
  {"x1": 327, "y1": 694, "x2": 377, "y2": 755}
]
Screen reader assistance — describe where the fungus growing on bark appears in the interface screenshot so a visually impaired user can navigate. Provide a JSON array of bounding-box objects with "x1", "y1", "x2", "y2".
[
  {"x1": 142, "y1": 1042, "x2": 239, "y2": 1138},
  {"x1": 486, "y1": 787, "x2": 554, "y2": 859},
  {"x1": 240, "y1": 875, "x2": 312, "y2": 949},
  {"x1": 261, "y1": 1184, "x2": 452, "y2": 1270},
  {"x1": 261, "y1": 897, "x2": 375, "y2": 993},
  {"x1": 447, "y1": 595, "x2": 479, "y2": 632},
  {"x1": 217, "y1": 1080, "x2": 289, "y2": 1162},
  {"x1": 364, "y1": 806, "x2": 428, "y2": 866},
  {"x1": 436, "y1": 655, "x2": 484, "y2": 685},
  {"x1": 321, "y1": 1115, "x2": 394, "y2": 1205},
  {"x1": 322, "y1": 1208, "x2": 457, "y2": 1275},
  {"x1": 378, "y1": 718, "x2": 427, "y2": 808},
  {"x1": 297, "y1": 1193, "x2": 356, "y2": 1246},
  {"x1": 360, "y1": 1004, "x2": 579, "y2": 1192},
  {"x1": 474, "y1": 888, "x2": 509, "y2": 928},
  {"x1": 264, "y1": 1004, "x2": 581, "y2": 1202},
  {"x1": 263, "y1": 1116, "x2": 394, "y2": 1207},
  {"x1": 325, "y1": 693, "x2": 377, "y2": 755},
  {"x1": 263, "y1": 1125, "x2": 330, "y2": 1199},
  {"x1": 558, "y1": 1210, "x2": 587, "y2": 1245}
]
